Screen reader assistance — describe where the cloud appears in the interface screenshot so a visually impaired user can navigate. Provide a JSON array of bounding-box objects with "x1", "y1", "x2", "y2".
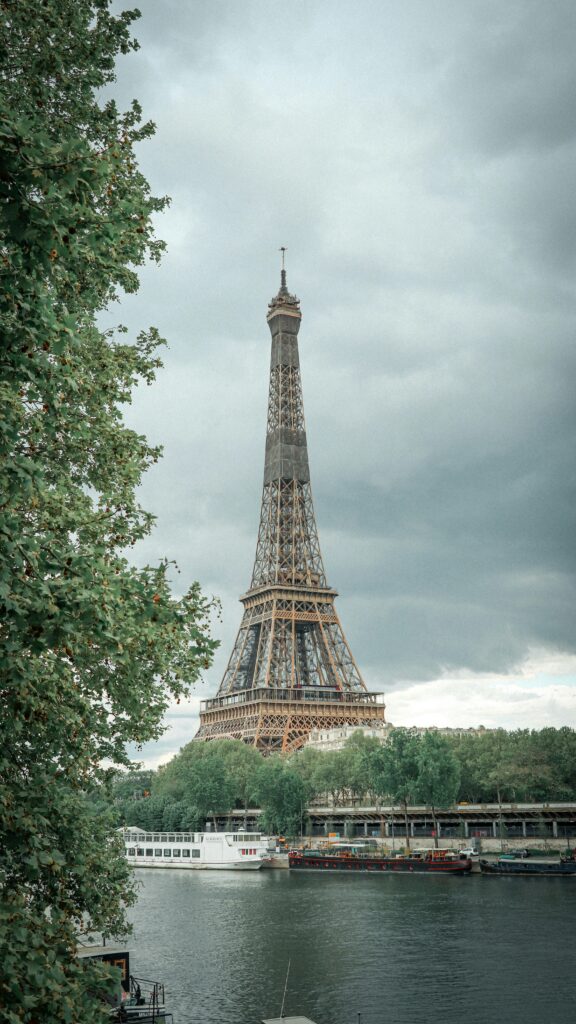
[
  {"x1": 106, "y1": 0, "x2": 575, "y2": 738},
  {"x1": 388, "y1": 651, "x2": 576, "y2": 731},
  {"x1": 130, "y1": 651, "x2": 576, "y2": 768}
]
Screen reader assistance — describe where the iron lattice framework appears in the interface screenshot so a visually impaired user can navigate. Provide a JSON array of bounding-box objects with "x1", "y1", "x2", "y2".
[{"x1": 196, "y1": 270, "x2": 385, "y2": 752}]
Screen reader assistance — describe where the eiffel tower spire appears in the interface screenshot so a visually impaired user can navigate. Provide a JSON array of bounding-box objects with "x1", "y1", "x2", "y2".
[{"x1": 196, "y1": 266, "x2": 385, "y2": 752}]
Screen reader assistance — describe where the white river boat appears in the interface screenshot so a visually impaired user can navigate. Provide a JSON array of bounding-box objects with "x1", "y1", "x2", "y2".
[{"x1": 119, "y1": 827, "x2": 272, "y2": 870}]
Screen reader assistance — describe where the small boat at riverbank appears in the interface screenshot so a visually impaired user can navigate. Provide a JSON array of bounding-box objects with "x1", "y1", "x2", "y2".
[
  {"x1": 480, "y1": 855, "x2": 576, "y2": 877},
  {"x1": 289, "y1": 846, "x2": 472, "y2": 874},
  {"x1": 119, "y1": 827, "x2": 271, "y2": 870},
  {"x1": 76, "y1": 945, "x2": 173, "y2": 1022}
]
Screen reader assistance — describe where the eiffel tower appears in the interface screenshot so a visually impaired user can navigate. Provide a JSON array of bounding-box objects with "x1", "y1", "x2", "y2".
[{"x1": 196, "y1": 262, "x2": 385, "y2": 752}]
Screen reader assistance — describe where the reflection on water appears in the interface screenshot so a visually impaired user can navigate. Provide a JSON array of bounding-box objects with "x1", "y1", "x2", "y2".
[{"x1": 127, "y1": 869, "x2": 575, "y2": 1024}]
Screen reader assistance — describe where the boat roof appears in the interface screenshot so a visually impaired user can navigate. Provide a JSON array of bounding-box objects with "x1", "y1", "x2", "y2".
[
  {"x1": 263, "y1": 1018, "x2": 318, "y2": 1024},
  {"x1": 322, "y1": 841, "x2": 371, "y2": 849},
  {"x1": 76, "y1": 945, "x2": 128, "y2": 959},
  {"x1": 117, "y1": 827, "x2": 263, "y2": 836}
]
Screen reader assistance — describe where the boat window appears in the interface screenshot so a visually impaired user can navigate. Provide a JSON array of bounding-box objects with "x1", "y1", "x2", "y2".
[
  {"x1": 145, "y1": 848, "x2": 153, "y2": 856},
  {"x1": 127, "y1": 848, "x2": 135, "y2": 856},
  {"x1": 152, "y1": 835, "x2": 159, "y2": 842},
  {"x1": 136, "y1": 849, "x2": 144, "y2": 857},
  {"x1": 182, "y1": 850, "x2": 191, "y2": 858},
  {"x1": 174, "y1": 835, "x2": 182, "y2": 843},
  {"x1": 167, "y1": 835, "x2": 175, "y2": 843},
  {"x1": 155, "y1": 849, "x2": 162, "y2": 857},
  {"x1": 163, "y1": 849, "x2": 172, "y2": 857},
  {"x1": 191, "y1": 850, "x2": 200, "y2": 858},
  {"x1": 173, "y1": 849, "x2": 181, "y2": 857}
]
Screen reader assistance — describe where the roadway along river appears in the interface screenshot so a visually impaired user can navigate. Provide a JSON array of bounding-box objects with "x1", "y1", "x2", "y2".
[{"x1": 126, "y1": 868, "x2": 575, "y2": 1024}]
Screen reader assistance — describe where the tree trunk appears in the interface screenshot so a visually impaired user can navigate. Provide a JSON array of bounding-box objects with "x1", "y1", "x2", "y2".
[
  {"x1": 497, "y1": 785, "x2": 504, "y2": 851},
  {"x1": 403, "y1": 799, "x2": 411, "y2": 851},
  {"x1": 431, "y1": 806, "x2": 439, "y2": 848}
]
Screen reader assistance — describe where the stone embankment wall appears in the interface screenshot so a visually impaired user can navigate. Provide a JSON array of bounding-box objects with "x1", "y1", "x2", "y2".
[{"x1": 359, "y1": 837, "x2": 570, "y2": 854}]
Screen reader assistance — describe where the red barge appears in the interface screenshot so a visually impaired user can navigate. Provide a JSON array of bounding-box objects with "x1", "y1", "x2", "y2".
[{"x1": 288, "y1": 846, "x2": 472, "y2": 875}]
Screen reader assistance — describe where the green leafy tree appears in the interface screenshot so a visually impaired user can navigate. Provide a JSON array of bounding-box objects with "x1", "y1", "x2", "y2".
[
  {"x1": 111, "y1": 769, "x2": 155, "y2": 803},
  {"x1": 530, "y1": 727, "x2": 576, "y2": 800},
  {"x1": 312, "y1": 750, "x2": 351, "y2": 806},
  {"x1": 342, "y1": 731, "x2": 382, "y2": 802},
  {"x1": 180, "y1": 803, "x2": 202, "y2": 831},
  {"x1": 448, "y1": 732, "x2": 488, "y2": 802},
  {"x1": 290, "y1": 746, "x2": 323, "y2": 805},
  {"x1": 415, "y1": 732, "x2": 460, "y2": 848},
  {"x1": 123, "y1": 794, "x2": 173, "y2": 833},
  {"x1": 216, "y1": 740, "x2": 263, "y2": 823},
  {"x1": 154, "y1": 742, "x2": 238, "y2": 826},
  {"x1": 369, "y1": 728, "x2": 420, "y2": 849},
  {"x1": 478, "y1": 729, "x2": 519, "y2": 805},
  {"x1": 0, "y1": 3, "x2": 216, "y2": 1020},
  {"x1": 252, "y1": 757, "x2": 307, "y2": 837}
]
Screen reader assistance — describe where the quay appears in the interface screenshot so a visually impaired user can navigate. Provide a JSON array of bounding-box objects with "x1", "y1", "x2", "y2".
[{"x1": 209, "y1": 801, "x2": 576, "y2": 851}]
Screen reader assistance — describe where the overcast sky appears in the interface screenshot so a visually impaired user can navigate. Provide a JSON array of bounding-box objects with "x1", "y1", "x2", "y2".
[{"x1": 108, "y1": 0, "x2": 576, "y2": 767}]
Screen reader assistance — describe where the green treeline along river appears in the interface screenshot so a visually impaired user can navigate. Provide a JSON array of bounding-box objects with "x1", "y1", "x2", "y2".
[
  {"x1": 112, "y1": 729, "x2": 576, "y2": 838},
  {"x1": 127, "y1": 868, "x2": 575, "y2": 1024}
]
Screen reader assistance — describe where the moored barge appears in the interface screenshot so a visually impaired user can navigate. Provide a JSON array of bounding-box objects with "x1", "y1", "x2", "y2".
[
  {"x1": 480, "y1": 855, "x2": 576, "y2": 877},
  {"x1": 289, "y1": 847, "x2": 472, "y2": 874}
]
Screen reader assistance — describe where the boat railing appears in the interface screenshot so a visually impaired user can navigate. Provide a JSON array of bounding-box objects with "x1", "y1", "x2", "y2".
[
  {"x1": 118, "y1": 1012, "x2": 173, "y2": 1023},
  {"x1": 120, "y1": 1013, "x2": 173, "y2": 1023},
  {"x1": 128, "y1": 974, "x2": 166, "y2": 1012}
]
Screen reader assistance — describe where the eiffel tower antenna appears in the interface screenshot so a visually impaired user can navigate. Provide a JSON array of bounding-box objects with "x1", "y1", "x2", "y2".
[
  {"x1": 279, "y1": 246, "x2": 288, "y2": 291},
  {"x1": 196, "y1": 265, "x2": 385, "y2": 752}
]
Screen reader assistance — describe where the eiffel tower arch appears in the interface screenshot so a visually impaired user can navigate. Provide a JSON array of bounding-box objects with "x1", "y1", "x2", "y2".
[{"x1": 195, "y1": 267, "x2": 385, "y2": 752}]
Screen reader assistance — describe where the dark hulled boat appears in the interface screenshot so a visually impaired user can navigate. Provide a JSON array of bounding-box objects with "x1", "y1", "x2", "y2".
[
  {"x1": 76, "y1": 945, "x2": 173, "y2": 1022},
  {"x1": 289, "y1": 847, "x2": 472, "y2": 875},
  {"x1": 480, "y1": 856, "x2": 576, "y2": 877}
]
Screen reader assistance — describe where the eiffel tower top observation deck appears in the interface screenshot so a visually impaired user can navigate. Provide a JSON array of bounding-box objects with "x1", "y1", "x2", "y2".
[{"x1": 196, "y1": 262, "x2": 385, "y2": 752}]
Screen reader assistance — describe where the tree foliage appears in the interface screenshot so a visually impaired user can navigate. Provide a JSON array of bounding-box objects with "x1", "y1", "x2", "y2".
[
  {"x1": 109, "y1": 727, "x2": 576, "y2": 842},
  {"x1": 368, "y1": 728, "x2": 421, "y2": 847},
  {"x1": 414, "y1": 732, "x2": 461, "y2": 846},
  {"x1": 0, "y1": 3, "x2": 216, "y2": 1021},
  {"x1": 252, "y1": 757, "x2": 307, "y2": 836},
  {"x1": 155, "y1": 742, "x2": 237, "y2": 825},
  {"x1": 449, "y1": 727, "x2": 576, "y2": 804}
]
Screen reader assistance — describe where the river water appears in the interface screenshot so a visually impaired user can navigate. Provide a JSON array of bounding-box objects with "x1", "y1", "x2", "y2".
[{"x1": 127, "y1": 868, "x2": 575, "y2": 1024}]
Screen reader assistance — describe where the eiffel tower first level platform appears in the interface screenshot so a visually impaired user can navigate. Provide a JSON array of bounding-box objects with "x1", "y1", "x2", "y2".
[{"x1": 196, "y1": 265, "x2": 385, "y2": 753}]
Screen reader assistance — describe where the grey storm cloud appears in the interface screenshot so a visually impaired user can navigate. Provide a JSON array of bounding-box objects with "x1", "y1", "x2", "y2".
[{"x1": 109, "y1": 0, "x2": 576, "y2": 708}]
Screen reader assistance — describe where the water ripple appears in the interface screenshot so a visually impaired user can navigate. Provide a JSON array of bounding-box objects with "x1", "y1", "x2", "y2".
[{"x1": 126, "y1": 869, "x2": 576, "y2": 1024}]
